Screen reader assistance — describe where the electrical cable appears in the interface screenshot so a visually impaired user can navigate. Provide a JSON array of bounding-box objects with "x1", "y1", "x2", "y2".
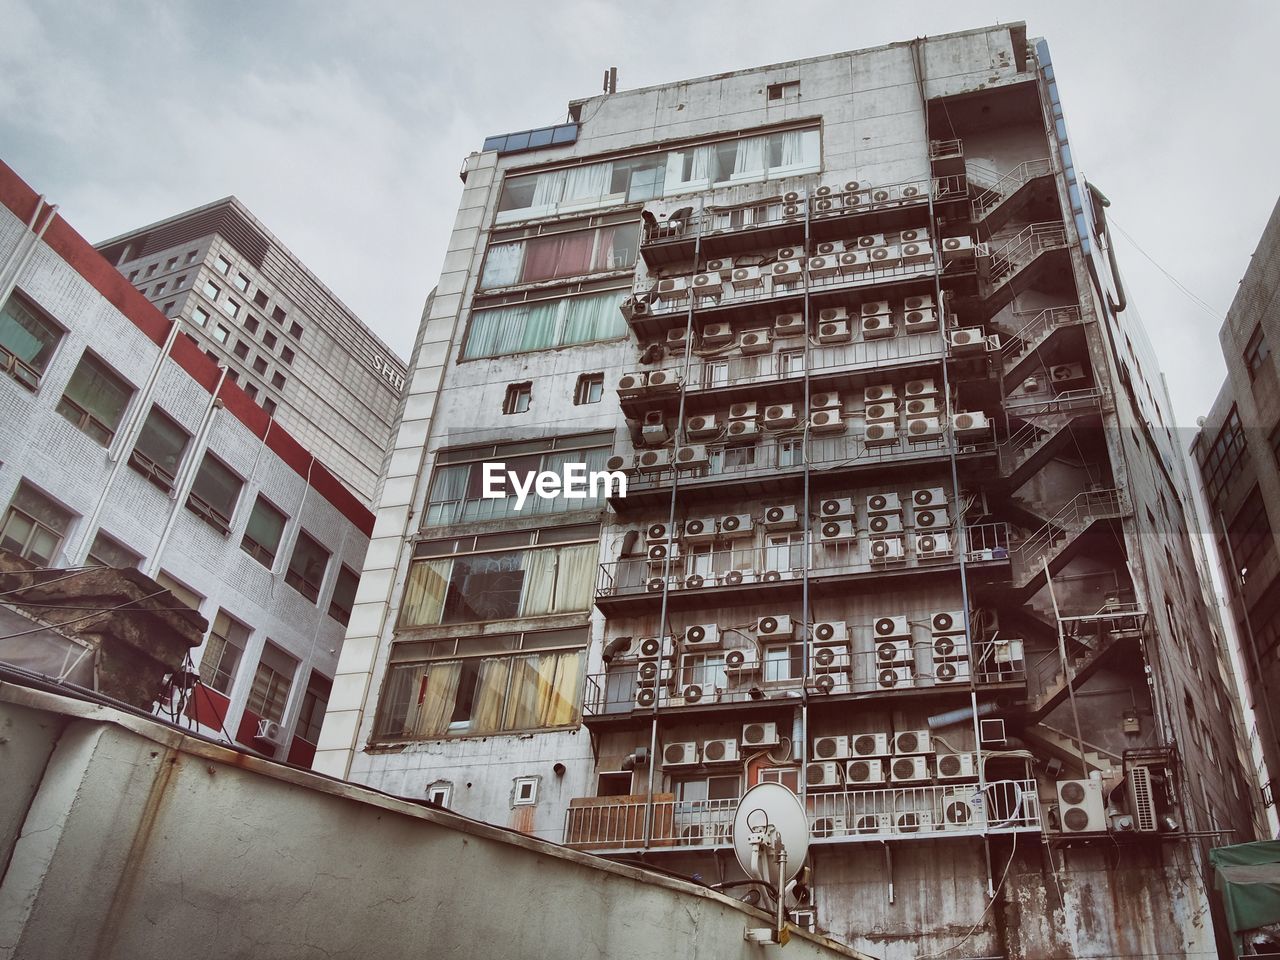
[
  {"x1": 0, "y1": 566, "x2": 103, "y2": 599},
  {"x1": 1106, "y1": 217, "x2": 1222, "y2": 320},
  {"x1": 913, "y1": 830, "x2": 1018, "y2": 960},
  {"x1": 0, "y1": 588, "x2": 171, "y2": 642}
]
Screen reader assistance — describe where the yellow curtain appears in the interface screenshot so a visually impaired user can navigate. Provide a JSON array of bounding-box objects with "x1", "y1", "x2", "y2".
[
  {"x1": 503, "y1": 651, "x2": 583, "y2": 730},
  {"x1": 519, "y1": 547, "x2": 558, "y2": 616},
  {"x1": 552, "y1": 544, "x2": 597, "y2": 613},
  {"x1": 470, "y1": 657, "x2": 511, "y2": 734},
  {"x1": 401, "y1": 558, "x2": 451, "y2": 627},
  {"x1": 544, "y1": 651, "x2": 584, "y2": 726},
  {"x1": 408, "y1": 661, "x2": 461, "y2": 737}
]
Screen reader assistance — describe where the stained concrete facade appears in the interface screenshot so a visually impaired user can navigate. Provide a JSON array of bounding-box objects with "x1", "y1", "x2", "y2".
[
  {"x1": 317, "y1": 23, "x2": 1257, "y2": 958},
  {"x1": 96, "y1": 199, "x2": 407, "y2": 507},
  {"x1": 1193, "y1": 197, "x2": 1280, "y2": 817}
]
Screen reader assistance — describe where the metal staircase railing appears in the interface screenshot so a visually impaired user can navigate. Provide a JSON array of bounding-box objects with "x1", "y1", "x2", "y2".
[
  {"x1": 1013, "y1": 488, "x2": 1122, "y2": 580},
  {"x1": 1000, "y1": 305, "x2": 1082, "y2": 369},
  {"x1": 971, "y1": 158, "x2": 1053, "y2": 220},
  {"x1": 988, "y1": 221, "x2": 1068, "y2": 289}
]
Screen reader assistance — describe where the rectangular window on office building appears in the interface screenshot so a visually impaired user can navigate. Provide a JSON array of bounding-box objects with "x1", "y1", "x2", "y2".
[
  {"x1": 186, "y1": 454, "x2": 242, "y2": 533},
  {"x1": 241, "y1": 496, "x2": 287, "y2": 567},
  {"x1": 128, "y1": 406, "x2": 189, "y2": 492},
  {"x1": 0, "y1": 482, "x2": 74, "y2": 566},
  {"x1": 86, "y1": 531, "x2": 141, "y2": 569},
  {"x1": 199, "y1": 611, "x2": 249, "y2": 695},
  {"x1": 247, "y1": 641, "x2": 298, "y2": 723},
  {"x1": 56, "y1": 353, "x2": 133, "y2": 445},
  {"x1": 327, "y1": 564, "x2": 359, "y2": 625},
  {"x1": 285, "y1": 530, "x2": 330, "y2": 603},
  {"x1": 462, "y1": 289, "x2": 626, "y2": 360},
  {"x1": 0, "y1": 292, "x2": 62, "y2": 390},
  {"x1": 154, "y1": 570, "x2": 203, "y2": 611},
  {"x1": 295, "y1": 672, "x2": 332, "y2": 743}
]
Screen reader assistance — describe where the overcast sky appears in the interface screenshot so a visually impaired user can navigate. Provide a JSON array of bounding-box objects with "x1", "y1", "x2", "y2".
[{"x1": 2, "y1": 0, "x2": 1277, "y2": 430}]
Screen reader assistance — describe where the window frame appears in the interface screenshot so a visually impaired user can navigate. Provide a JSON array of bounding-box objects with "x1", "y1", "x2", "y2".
[
  {"x1": 285, "y1": 529, "x2": 330, "y2": 603},
  {"x1": 503, "y1": 382, "x2": 532, "y2": 415},
  {"x1": 128, "y1": 405, "x2": 190, "y2": 493},
  {"x1": 186, "y1": 453, "x2": 243, "y2": 533},
  {"x1": 574, "y1": 372, "x2": 604, "y2": 405},
  {"x1": 241, "y1": 495, "x2": 288, "y2": 568},
  {"x1": 0, "y1": 291, "x2": 63, "y2": 390},
  {"x1": 199, "y1": 610, "x2": 249, "y2": 696},
  {"x1": 0, "y1": 483, "x2": 74, "y2": 566},
  {"x1": 55, "y1": 352, "x2": 133, "y2": 446}
]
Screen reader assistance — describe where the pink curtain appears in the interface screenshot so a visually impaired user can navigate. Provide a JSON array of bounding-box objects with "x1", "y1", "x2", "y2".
[{"x1": 522, "y1": 232, "x2": 594, "y2": 282}]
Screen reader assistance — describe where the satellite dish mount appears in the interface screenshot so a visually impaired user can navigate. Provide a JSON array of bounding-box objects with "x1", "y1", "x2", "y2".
[{"x1": 731, "y1": 783, "x2": 810, "y2": 945}]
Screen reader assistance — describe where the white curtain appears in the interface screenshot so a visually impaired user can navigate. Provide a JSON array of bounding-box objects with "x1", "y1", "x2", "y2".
[
  {"x1": 481, "y1": 241, "x2": 524, "y2": 288},
  {"x1": 689, "y1": 145, "x2": 713, "y2": 181},
  {"x1": 519, "y1": 547, "x2": 559, "y2": 616},
  {"x1": 463, "y1": 304, "x2": 533, "y2": 359},
  {"x1": 553, "y1": 543, "x2": 599, "y2": 613},
  {"x1": 425, "y1": 464, "x2": 471, "y2": 525},
  {"x1": 531, "y1": 169, "x2": 566, "y2": 207},
  {"x1": 733, "y1": 136, "x2": 767, "y2": 178},
  {"x1": 778, "y1": 130, "x2": 804, "y2": 167},
  {"x1": 563, "y1": 162, "x2": 612, "y2": 202},
  {"x1": 408, "y1": 661, "x2": 462, "y2": 738}
]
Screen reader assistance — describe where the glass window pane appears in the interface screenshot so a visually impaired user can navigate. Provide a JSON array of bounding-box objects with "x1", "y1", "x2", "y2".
[
  {"x1": 87, "y1": 531, "x2": 141, "y2": 569},
  {"x1": 327, "y1": 565, "x2": 359, "y2": 624},
  {"x1": 57, "y1": 353, "x2": 132, "y2": 443},
  {"x1": 132, "y1": 407, "x2": 189, "y2": 486},
  {"x1": 242, "y1": 497, "x2": 287, "y2": 566},
  {"x1": 0, "y1": 294, "x2": 61, "y2": 376},
  {"x1": 286, "y1": 530, "x2": 330, "y2": 602}
]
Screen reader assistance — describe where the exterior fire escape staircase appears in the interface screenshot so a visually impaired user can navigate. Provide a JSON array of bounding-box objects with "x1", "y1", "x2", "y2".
[
  {"x1": 998, "y1": 390, "x2": 1103, "y2": 489},
  {"x1": 1008, "y1": 488, "x2": 1126, "y2": 596},
  {"x1": 981, "y1": 221, "x2": 1070, "y2": 314},
  {"x1": 1000, "y1": 305, "x2": 1086, "y2": 386},
  {"x1": 969, "y1": 158, "x2": 1054, "y2": 226}
]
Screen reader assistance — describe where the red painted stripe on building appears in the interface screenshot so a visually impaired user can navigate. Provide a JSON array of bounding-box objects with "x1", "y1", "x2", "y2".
[{"x1": 0, "y1": 159, "x2": 375, "y2": 536}]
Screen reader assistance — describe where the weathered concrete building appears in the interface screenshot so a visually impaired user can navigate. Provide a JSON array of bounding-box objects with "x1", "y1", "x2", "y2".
[
  {"x1": 316, "y1": 24, "x2": 1258, "y2": 957},
  {"x1": 0, "y1": 162, "x2": 374, "y2": 766},
  {"x1": 1193, "y1": 197, "x2": 1280, "y2": 824},
  {"x1": 95, "y1": 198, "x2": 407, "y2": 507}
]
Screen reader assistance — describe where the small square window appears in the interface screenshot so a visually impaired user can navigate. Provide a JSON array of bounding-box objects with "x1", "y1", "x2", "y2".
[
  {"x1": 574, "y1": 373, "x2": 604, "y2": 405},
  {"x1": 288, "y1": 321, "x2": 303, "y2": 339},
  {"x1": 253, "y1": 291, "x2": 269, "y2": 308},
  {"x1": 262, "y1": 398, "x2": 277, "y2": 416},
  {"x1": 1245, "y1": 324, "x2": 1271, "y2": 381},
  {"x1": 272, "y1": 306, "x2": 286, "y2": 323},
  {"x1": 215, "y1": 255, "x2": 231, "y2": 275},
  {"x1": 271, "y1": 372, "x2": 286, "y2": 389},
  {"x1": 245, "y1": 383, "x2": 259, "y2": 400},
  {"x1": 233, "y1": 340, "x2": 250, "y2": 359},
  {"x1": 203, "y1": 280, "x2": 221, "y2": 300},
  {"x1": 234, "y1": 273, "x2": 250, "y2": 292},
  {"x1": 221, "y1": 299, "x2": 240, "y2": 319},
  {"x1": 152, "y1": 282, "x2": 166, "y2": 296},
  {"x1": 162, "y1": 300, "x2": 176, "y2": 315},
  {"x1": 513, "y1": 777, "x2": 538, "y2": 806},
  {"x1": 281, "y1": 346, "x2": 295, "y2": 365},
  {"x1": 205, "y1": 350, "x2": 219, "y2": 363},
  {"x1": 185, "y1": 250, "x2": 199, "y2": 264},
  {"x1": 145, "y1": 264, "x2": 157, "y2": 278},
  {"x1": 244, "y1": 315, "x2": 260, "y2": 333},
  {"x1": 252, "y1": 356, "x2": 268, "y2": 375},
  {"x1": 767, "y1": 80, "x2": 800, "y2": 101},
  {"x1": 127, "y1": 270, "x2": 139, "y2": 282},
  {"x1": 262, "y1": 331, "x2": 277, "y2": 349},
  {"x1": 503, "y1": 382, "x2": 532, "y2": 415},
  {"x1": 226, "y1": 369, "x2": 239, "y2": 383},
  {"x1": 213, "y1": 325, "x2": 230, "y2": 344},
  {"x1": 427, "y1": 782, "x2": 452, "y2": 807},
  {"x1": 165, "y1": 257, "x2": 178, "y2": 271}
]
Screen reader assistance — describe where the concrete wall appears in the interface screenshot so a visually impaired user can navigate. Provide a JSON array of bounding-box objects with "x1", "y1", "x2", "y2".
[{"x1": 0, "y1": 682, "x2": 868, "y2": 960}]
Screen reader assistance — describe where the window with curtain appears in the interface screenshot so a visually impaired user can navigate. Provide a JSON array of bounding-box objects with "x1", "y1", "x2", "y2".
[
  {"x1": 462, "y1": 290, "x2": 626, "y2": 359},
  {"x1": 286, "y1": 530, "x2": 331, "y2": 603},
  {"x1": 128, "y1": 406, "x2": 190, "y2": 491},
  {"x1": 373, "y1": 635, "x2": 586, "y2": 740},
  {"x1": 199, "y1": 611, "x2": 249, "y2": 695},
  {"x1": 56, "y1": 352, "x2": 133, "y2": 445},
  {"x1": 0, "y1": 293, "x2": 62, "y2": 389},
  {"x1": 480, "y1": 223, "x2": 640, "y2": 289},
  {"x1": 246, "y1": 641, "x2": 297, "y2": 723}
]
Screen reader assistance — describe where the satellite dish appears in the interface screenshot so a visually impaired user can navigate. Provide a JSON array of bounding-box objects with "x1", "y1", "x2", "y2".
[{"x1": 731, "y1": 782, "x2": 810, "y2": 888}]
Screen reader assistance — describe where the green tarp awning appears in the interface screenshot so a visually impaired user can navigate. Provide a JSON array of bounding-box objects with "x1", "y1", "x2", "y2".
[{"x1": 1210, "y1": 840, "x2": 1280, "y2": 934}]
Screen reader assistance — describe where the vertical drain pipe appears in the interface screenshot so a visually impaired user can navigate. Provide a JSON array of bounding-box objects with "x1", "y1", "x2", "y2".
[
  {"x1": 643, "y1": 203, "x2": 705, "y2": 849},
  {"x1": 799, "y1": 187, "x2": 814, "y2": 807},
  {"x1": 0, "y1": 196, "x2": 57, "y2": 301}
]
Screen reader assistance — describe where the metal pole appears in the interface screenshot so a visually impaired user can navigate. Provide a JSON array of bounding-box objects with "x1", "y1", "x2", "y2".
[{"x1": 1045, "y1": 558, "x2": 1088, "y2": 775}]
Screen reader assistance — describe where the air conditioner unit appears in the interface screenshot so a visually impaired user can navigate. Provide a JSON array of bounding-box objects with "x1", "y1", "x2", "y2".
[
  {"x1": 900, "y1": 240, "x2": 933, "y2": 264},
  {"x1": 648, "y1": 369, "x2": 682, "y2": 389},
  {"x1": 818, "y1": 307, "x2": 849, "y2": 325},
  {"x1": 949, "y1": 328, "x2": 986, "y2": 354},
  {"x1": 742, "y1": 721, "x2": 779, "y2": 747},
  {"x1": 874, "y1": 614, "x2": 909, "y2": 639},
  {"x1": 776, "y1": 246, "x2": 803, "y2": 261},
  {"x1": 637, "y1": 659, "x2": 668, "y2": 684},
  {"x1": 635, "y1": 449, "x2": 671, "y2": 473},
  {"x1": 757, "y1": 613, "x2": 794, "y2": 638},
  {"x1": 1129, "y1": 765, "x2": 1159, "y2": 833},
  {"x1": 951, "y1": 411, "x2": 991, "y2": 439},
  {"x1": 890, "y1": 756, "x2": 929, "y2": 783},
  {"x1": 641, "y1": 416, "x2": 669, "y2": 446},
  {"x1": 674, "y1": 444, "x2": 710, "y2": 470},
  {"x1": 255, "y1": 719, "x2": 286, "y2": 746},
  {"x1": 718, "y1": 514, "x2": 754, "y2": 538},
  {"x1": 638, "y1": 636, "x2": 675, "y2": 659},
  {"x1": 904, "y1": 399, "x2": 941, "y2": 422},
  {"x1": 869, "y1": 244, "x2": 902, "y2": 266},
  {"x1": 900, "y1": 181, "x2": 927, "y2": 201},
  {"x1": 725, "y1": 644, "x2": 758, "y2": 667},
  {"x1": 838, "y1": 249, "x2": 870, "y2": 273},
  {"x1": 819, "y1": 519, "x2": 857, "y2": 544},
  {"x1": 762, "y1": 506, "x2": 799, "y2": 533},
  {"x1": 682, "y1": 623, "x2": 720, "y2": 649},
  {"x1": 934, "y1": 659, "x2": 970, "y2": 684},
  {"x1": 806, "y1": 761, "x2": 842, "y2": 788},
  {"x1": 760, "y1": 568, "x2": 793, "y2": 584},
  {"x1": 853, "y1": 813, "x2": 892, "y2": 835},
  {"x1": 819, "y1": 497, "x2": 855, "y2": 519},
  {"x1": 813, "y1": 735, "x2": 852, "y2": 761},
  {"x1": 730, "y1": 265, "x2": 763, "y2": 290},
  {"x1": 645, "y1": 576, "x2": 671, "y2": 593},
  {"x1": 904, "y1": 378, "x2": 937, "y2": 399},
  {"x1": 605, "y1": 454, "x2": 631, "y2": 474},
  {"x1": 894, "y1": 809, "x2": 934, "y2": 834},
  {"x1": 647, "y1": 543, "x2": 681, "y2": 565},
  {"x1": 875, "y1": 638, "x2": 912, "y2": 664},
  {"x1": 691, "y1": 271, "x2": 724, "y2": 294},
  {"x1": 845, "y1": 758, "x2": 886, "y2": 785},
  {"x1": 916, "y1": 532, "x2": 953, "y2": 558},
  {"x1": 861, "y1": 383, "x2": 894, "y2": 404},
  {"x1": 702, "y1": 738, "x2": 739, "y2": 763},
  {"x1": 634, "y1": 686, "x2": 657, "y2": 708},
  {"x1": 739, "y1": 329, "x2": 773, "y2": 354},
  {"x1": 913, "y1": 507, "x2": 949, "y2": 529},
  {"x1": 864, "y1": 400, "x2": 898, "y2": 423},
  {"x1": 807, "y1": 255, "x2": 840, "y2": 278},
  {"x1": 941, "y1": 788, "x2": 981, "y2": 828},
  {"x1": 861, "y1": 314, "x2": 894, "y2": 340},
  {"x1": 702, "y1": 322, "x2": 734, "y2": 346},
  {"x1": 929, "y1": 609, "x2": 965, "y2": 634},
  {"x1": 857, "y1": 233, "x2": 885, "y2": 249},
  {"x1": 618, "y1": 372, "x2": 648, "y2": 396},
  {"x1": 665, "y1": 328, "x2": 690, "y2": 352},
  {"x1": 771, "y1": 259, "x2": 804, "y2": 280},
  {"x1": 893, "y1": 729, "x2": 932, "y2": 755},
  {"x1": 682, "y1": 517, "x2": 718, "y2": 544},
  {"x1": 941, "y1": 235, "x2": 975, "y2": 259},
  {"x1": 685, "y1": 414, "x2": 721, "y2": 441},
  {"x1": 864, "y1": 422, "x2": 898, "y2": 446},
  {"x1": 726, "y1": 420, "x2": 759, "y2": 444},
  {"x1": 899, "y1": 228, "x2": 931, "y2": 244},
  {"x1": 810, "y1": 410, "x2": 845, "y2": 434},
  {"x1": 906, "y1": 418, "x2": 943, "y2": 442},
  {"x1": 728, "y1": 401, "x2": 758, "y2": 420},
  {"x1": 654, "y1": 276, "x2": 690, "y2": 301},
  {"x1": 683, "y1": 572, "x2": 714, "y2": 589},
  {"x1": 1050, "y1": 363, "x2": 1087, "y2": 385},
  {"x1": 851, "y1": 732, "x2": 890, "y2": 757},
  {"x1": 663, "y1": 742, "x2": 699, "y2": 767},
  {"x1": 867, "y1": 492, "x2": 901, "y2": 514},
  {"x1": 860, "y1": 300, "x2": 891, "y2": 318},
  {"x1": 903, "y1": 307, "x2": 939, "y2": 333},
  {"x1": 705, "y1": 257, "x2": 732, "y2": 272},
  {"x1": 816, "y1": 241, "x2": 839, "y2": 256},
  {"x1": 813, "y1": 195, "x2": 844, "y2": 216},
  {"x1": 763, "y1": 403, "x2": 799, "y2": 428},
  {"x1": 877, "y1": 665, "x2": 914, "y2": 688},
  {"x1": 775, "y1": 313, "x2": 805, "y2": 337},
  {"x1": 810, "y1": 621, "x2": 848, "y2": 646},
  {"x1": 810, "y1": 390, "x2": 841, "y2": 410},
  {"x1": 867, "y1": 513, "x2": 903, "y2": 535},
  {"x1": 931, "y1": 633, "x2": 967, "y2": 661},
  {"x1": 936, "y1": 753, "x2": 976, "y2": 782},
  {"x1": 812, "y1": 817, "x2": 847, "y2": 840},
  {"x1": 646, "y1": 521, "x2": 678, "y2": 542},
  {"x1": 817, "y1": 319, "x2": 852, "y2": 343},
  {"x1": 1057, "y1": 778, "x2": 1106, "y2": 833}
]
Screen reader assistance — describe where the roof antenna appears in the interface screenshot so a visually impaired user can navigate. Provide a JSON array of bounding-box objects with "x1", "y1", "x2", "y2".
[{"x1": 602, "y1": 67, "x2": 618, "y2": 94}]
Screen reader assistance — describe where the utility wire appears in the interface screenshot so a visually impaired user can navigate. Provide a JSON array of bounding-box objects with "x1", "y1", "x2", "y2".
[
  {"x1": 0, "y1": 588, "x2": 170, "y2": 642},
  {"x1": 1106, "y1": 217, "x2": 1222, "y2": 320}
]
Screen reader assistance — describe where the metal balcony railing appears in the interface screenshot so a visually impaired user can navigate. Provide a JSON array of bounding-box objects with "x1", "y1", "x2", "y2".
[
  {"x1": 562, "y1": 780, "x2": 1040, "y2": 852},
  {"x1": 987, "y1": 222, "x2": 1068, "y2": 289},
  {"x1": 1003, "y1": 386, "x2": 1102, "y2": 420},
  {"x1": 971, "y1": 158, "x2": 1053, "y2": 220},
  {"x1": 1012, "y1": 488, "x2": 1123, "y2": 578},
  {"x1": 582, "y1": 637, "x2": 1025, "y2": 717},
  {"x1": 928, "y1": 138, "x2": 964, "y2": 161}
]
